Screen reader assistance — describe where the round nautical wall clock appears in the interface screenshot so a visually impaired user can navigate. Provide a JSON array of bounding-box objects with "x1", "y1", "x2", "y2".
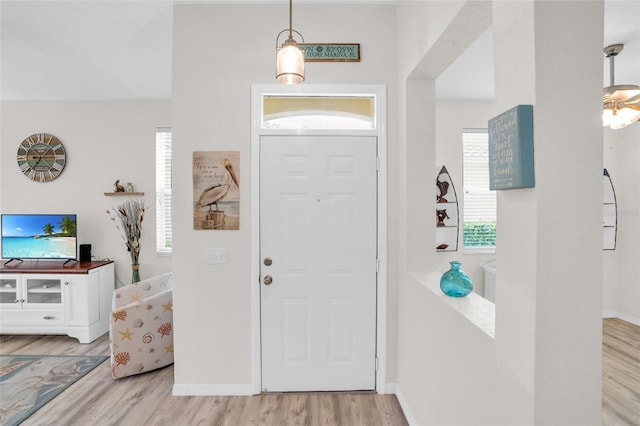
[{"x1": 17, "y1": 133, "x2": 67, "y2": 182}]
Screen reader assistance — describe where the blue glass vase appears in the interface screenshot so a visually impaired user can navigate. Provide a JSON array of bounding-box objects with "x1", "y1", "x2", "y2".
[{"x1": 440, "y1": 261, "x2": 473, "y2": 297}]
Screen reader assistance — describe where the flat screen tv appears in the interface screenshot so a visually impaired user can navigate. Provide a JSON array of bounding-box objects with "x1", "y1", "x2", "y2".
[{"x1": 1, "y1": 214, "x2": 77, "y2": 263}]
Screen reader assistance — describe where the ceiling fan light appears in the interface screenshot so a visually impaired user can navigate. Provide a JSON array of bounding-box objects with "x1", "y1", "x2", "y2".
[
  {"x1": 602, "y1": 108, "x2": 613, "y2": 127},
  {"x1": 604, "y1": 85, "x2": 640, "y2": 102},
  {"x1": 603, "y1": 107, "x2": 640, "y2": 130},
  {"x1": 602, "y1": 44, "x2": 640, "y2": 130}
]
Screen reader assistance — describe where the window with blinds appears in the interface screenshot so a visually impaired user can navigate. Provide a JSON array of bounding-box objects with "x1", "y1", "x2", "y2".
[
  {"x1": 156, "y1": 127, "x2": 172, "y2": 255},
  {"x1": 463, "y1": 129, "x2": 496, "y2": 248}
]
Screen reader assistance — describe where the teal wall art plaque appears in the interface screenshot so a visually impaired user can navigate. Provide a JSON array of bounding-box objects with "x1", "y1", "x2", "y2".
[
  {"x1": 301, "y1": 44, "x2": 360, "y2": 62},
  {"x1": 488, "y1": 105, "x2": 535, "y2": 190}
]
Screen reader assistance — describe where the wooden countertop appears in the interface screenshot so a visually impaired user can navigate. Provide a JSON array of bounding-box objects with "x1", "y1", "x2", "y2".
[{"x1": 0, "y1": 260, "x2": 114, "y2": 274}]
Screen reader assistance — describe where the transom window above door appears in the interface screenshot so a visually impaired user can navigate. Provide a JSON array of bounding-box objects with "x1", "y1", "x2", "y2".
[{"x1": 262, "y1": 95, "x2": 376, "y2": 130}]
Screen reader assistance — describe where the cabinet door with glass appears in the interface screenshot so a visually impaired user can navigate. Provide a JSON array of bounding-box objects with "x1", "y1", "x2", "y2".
[
  {"x1": 0, "y1": 275, "x2": 20, "y2": 309},
  {"x1": 21, "y1": 275, "x2": 64, "y2": 308}
]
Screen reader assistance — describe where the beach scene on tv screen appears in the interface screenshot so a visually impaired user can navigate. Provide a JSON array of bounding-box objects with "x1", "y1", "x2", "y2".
[{"x1": 2, "y1": 215, "x2": 77, "y2": 259}]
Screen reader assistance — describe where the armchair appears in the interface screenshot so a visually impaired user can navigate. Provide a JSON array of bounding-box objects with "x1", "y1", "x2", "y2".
[{"x1": 109, "y1": 272, "x2": 173, "y2": 379}]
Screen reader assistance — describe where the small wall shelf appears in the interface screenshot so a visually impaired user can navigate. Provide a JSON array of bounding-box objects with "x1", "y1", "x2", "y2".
[
  {"x1": 603, "y1": 168, "x2": 617, "y2": 250},
  {"x1": 436, "y1": 165, "x2": 459, "y2": 252},
  {"x1": 104, "y1": 192, "x2": 144, "y2": 196}
]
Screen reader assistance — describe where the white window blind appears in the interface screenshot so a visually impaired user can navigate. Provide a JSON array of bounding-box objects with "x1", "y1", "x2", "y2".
[
  {"x1": 463, "y1": 129, "x2": 496, "y2": 247},
  {"x1": 156, "y1": 127, "x2": 172, "y2": 254}
]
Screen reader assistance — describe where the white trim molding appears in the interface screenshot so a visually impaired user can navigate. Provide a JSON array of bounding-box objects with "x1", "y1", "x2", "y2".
[
  {"x1": 250, "y1": 84, "x2": 388, "y2": 394},
  {"x1": 394, "y1": 385, "x2": 418, "y2": 426},
  {"x1": 603, "y1": 310, "x2": 640, "y2": 327}
]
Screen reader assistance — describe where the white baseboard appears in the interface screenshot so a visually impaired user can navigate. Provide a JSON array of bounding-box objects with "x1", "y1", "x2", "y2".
[
  {"x1": 394, "y1": 385, "x2": 418, "y2": 426},
  {"x1": 172, "y1": 383, "x2": 255, "y2": 396},
  {"x1": 603, "y1": 311, "x2": 640, "y2": 327}
]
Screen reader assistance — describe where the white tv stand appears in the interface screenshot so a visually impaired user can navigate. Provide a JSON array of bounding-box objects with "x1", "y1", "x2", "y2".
[{"x1": 0, "y1": 260, "x2": 114, "y2": 343}]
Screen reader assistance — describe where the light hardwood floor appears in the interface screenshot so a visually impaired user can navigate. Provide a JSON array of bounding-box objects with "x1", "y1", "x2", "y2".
[
  {"x1": 2, "y1": 318, "x2": 639, "y2": 425},
  {"x1": 0, "y1": 334, "x2": 408, "y2": 426},
  {"x1": 602, "y1": 318, "x2": 640, "y2": 426}
]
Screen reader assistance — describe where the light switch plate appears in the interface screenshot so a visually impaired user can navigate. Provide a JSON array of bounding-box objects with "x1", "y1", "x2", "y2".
[{"x1": 205, "y1": 248, "x2": 226, "y2": 264}]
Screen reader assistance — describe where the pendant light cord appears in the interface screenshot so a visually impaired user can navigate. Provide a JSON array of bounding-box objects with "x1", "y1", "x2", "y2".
[{"x1": 288, "y1": 0, "x2": 293, "y2": 40}]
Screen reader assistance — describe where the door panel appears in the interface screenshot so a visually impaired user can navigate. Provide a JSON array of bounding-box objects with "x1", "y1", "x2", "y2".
[
  {"x1": 282, "y1": 298, "x2": 310, "y2": 363},
  {"x1": 260, "y1": 135, "x2": 377, "y2": 392}
]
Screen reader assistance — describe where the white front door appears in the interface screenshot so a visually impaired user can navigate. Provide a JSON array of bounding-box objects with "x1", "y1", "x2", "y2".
[{"x1": 260, "y1": 135, "x2": 377, "y2": 392}]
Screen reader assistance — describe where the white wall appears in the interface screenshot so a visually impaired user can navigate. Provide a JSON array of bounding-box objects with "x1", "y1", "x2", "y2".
[
  {"x1": 0, "y1": 100, "x2": 172, "y2": 284},
  {"x1": 170, "y1": 3, "x2": 398, "y2": 390},
  {"x1": 396, "y1": 1, "x2": 604, "y2": 424},
  {"x1": 603, "y1": 124, "x2": 640, "y2": 324}
]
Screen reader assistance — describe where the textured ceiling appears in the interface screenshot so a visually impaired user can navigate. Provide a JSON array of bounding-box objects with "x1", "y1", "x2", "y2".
[{"x1": 1, "y1": 1, "x2": 638, "y2": 100}]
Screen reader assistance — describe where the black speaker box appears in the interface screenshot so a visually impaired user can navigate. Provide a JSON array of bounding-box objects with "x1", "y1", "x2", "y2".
[{"x1": 79, "y1": 244, "x2": 92, "y2": 262}]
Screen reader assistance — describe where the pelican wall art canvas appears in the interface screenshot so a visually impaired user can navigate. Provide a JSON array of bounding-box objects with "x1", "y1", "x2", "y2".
[{"x1": 193, "y1": 151, "x2": 240, "y2": 230}]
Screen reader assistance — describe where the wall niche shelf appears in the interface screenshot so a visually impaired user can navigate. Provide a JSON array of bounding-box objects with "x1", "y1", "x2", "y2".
[{"x1": 104, "y1": 192, "x2": 144, "y2": 196}]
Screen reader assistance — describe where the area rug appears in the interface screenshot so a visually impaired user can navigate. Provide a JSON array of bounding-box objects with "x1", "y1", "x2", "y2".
[{"x1": 0, "y1": 354, "x2": 108, "y2": 426}]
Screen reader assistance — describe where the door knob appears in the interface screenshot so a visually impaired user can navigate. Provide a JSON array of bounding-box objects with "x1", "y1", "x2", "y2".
[
  {"x1": 263, "y1": 275, "x2": 273, "y2": 285},
  {"x1": 263, "y1": 257, "x2": 272, "y2": 266}
]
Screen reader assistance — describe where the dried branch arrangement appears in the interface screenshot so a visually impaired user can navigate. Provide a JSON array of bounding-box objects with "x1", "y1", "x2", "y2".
[{"x1": 107, "y1": 199, "x2": 147, "y2": 282}]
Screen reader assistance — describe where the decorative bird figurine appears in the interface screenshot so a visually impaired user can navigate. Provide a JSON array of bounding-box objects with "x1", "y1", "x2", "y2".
[
  {"x1": 436, "y1": 178, "x2": 449, "y2": 203},
  {"x1": 436, "y1": 209, "x2": 449, "y2": 227},
  {"x1": 195, "y1": 159, "x2": 239, "y2": 212},
  {"x1": 114, "y1": 180, "x2": 126, "y2": 192}
]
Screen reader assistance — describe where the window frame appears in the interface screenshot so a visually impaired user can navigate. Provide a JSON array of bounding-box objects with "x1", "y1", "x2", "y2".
[
  {"x1": 156, "y1": 127, "x2": 172, "y2": 255},
  {"x1": 462, "y1": 128, "x2": 496, "y2": 253}
]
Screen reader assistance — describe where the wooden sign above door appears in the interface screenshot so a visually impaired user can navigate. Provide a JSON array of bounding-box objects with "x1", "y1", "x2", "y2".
[{"x1": 301, "y1": 44, "x2": 360, "y2": 62}]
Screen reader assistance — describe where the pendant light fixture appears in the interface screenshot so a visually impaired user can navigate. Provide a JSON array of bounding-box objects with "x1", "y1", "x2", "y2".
[
  {"x1": 602, "y1": 44, "x2": 640, "y2": 130},
  {"x1": 275, "y1": 0, "x2": 305, "y2": 84}
]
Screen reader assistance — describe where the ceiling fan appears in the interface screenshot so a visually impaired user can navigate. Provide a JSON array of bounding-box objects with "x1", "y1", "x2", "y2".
[{"x1": 603, "y1": 44, "x2": 640, "y2": 130}]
